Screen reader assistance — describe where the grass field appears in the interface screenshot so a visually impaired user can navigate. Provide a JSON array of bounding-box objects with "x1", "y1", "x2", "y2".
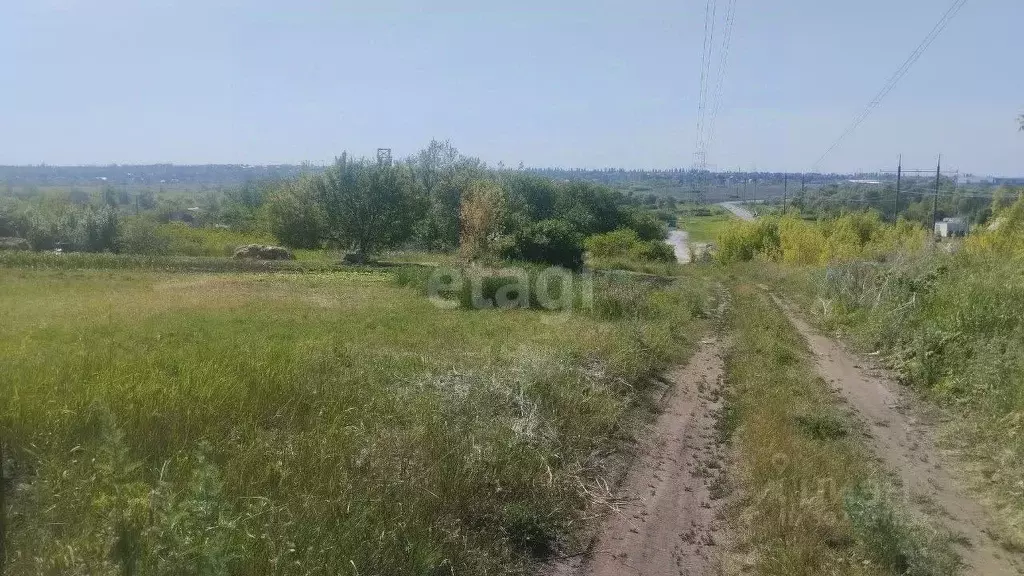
[
  {"x1": 0, "y1": 263, "x2": 713, "y2": 575},
  {"x1": 676, "y1": 205, "x2": 735, "y2": 244}
]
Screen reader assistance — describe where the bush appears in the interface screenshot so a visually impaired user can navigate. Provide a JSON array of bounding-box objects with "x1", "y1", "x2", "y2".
[
  {"x1": 585, "y1": 229, "x2": 640, "y2": 259},
  {"x1": 633, "y1": 239, "x2": 675, "y2": 262},
  {"x1": 118, "y1": 216, "x2": 171, "y2": 255},
  {"x1": 716, "y1": 218, "x2": 780, "y2": 263},
  {"x1": 585, "y1": 228, "x2": 675, "y2": 263},
  {"x1": 717, "y1": 211, "x2": 927, "y2": 265},
  {"x1": 844, "y1": 482, "x2": 960, "y2": 576},
  {"x1": 501, "y1": 219, "x2": 584, "y2": 270},
  {"x1": 620, "y1": 208, "x2": 668, "y2": 241},
  {"x1": 265, "y1": 178, "x2": 325, "y2": 249}
]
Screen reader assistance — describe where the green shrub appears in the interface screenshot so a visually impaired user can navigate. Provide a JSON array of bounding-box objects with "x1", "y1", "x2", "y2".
[
  {"x1": 716, "y1": 218, "x2": 780, "y2": 263},
  {"x1": 843, "y1": 482, "x2": 961, "y2": 576},
  {"x1": 585, "y1": 228, "x2": 675, "y2": 264},
  {"x1": 118, "y1": 216, "x2": 172, "y2": 255},
  {"x1": 500, "y1": 218, "x2": 584, "y2": 270},
  {"x1": 717, "y1": 211, "x2": 927, "y2": 265},
  {"x1": 264, "y1": 178, "x2": 325, "y2": 249},
  {"x1": 620, "y1": 207, "x2": 668, "y2": 241},
  {"x1": 585, "y1": 228, "x2": 640, "y2": 259},
  {"x1": 633, "y1": 239, "x2": 675, "y2": 262}
]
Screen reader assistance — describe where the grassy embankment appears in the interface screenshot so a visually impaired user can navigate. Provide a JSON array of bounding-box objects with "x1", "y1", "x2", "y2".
[
  {"x1": 0, "y1": 260, "x2": 713, "y2": 575},
  {"x1": 721, "y1": 280, "x2": 959, "y2": 575},
  {"x1": 766, "y1": 200, "x2": 1024, "y2": 551},
  {"x1": 711, "y1": 197, "x2": 1024, "y2": 551}
]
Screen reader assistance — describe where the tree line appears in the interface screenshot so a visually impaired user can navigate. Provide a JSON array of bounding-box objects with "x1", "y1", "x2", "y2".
[{"x1": 0, "y1": 141, "x2": 676, "y2": 268}]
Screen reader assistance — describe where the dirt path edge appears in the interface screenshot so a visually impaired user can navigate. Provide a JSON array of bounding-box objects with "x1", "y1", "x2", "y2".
[
  {"x1": 774, "y1": 294, "x2": 1023, "y2": 576},
  {"x1": 543, "y1": 337, "x2": 728, "y2": 576}
]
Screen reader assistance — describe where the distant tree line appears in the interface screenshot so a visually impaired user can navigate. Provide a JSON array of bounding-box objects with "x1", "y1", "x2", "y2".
[
  {"x1": 0, "y1": 141, "x2": 675, "y2": 268},
  {"x1": 264, "y1": 141, "x2": 671, "y2": 268}
]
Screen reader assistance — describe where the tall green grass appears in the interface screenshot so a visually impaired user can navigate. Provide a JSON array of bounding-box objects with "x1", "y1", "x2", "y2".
[
  {"x1": 715, "y1": 211, "x2": 927, "y2": 265},
  {"x1": 0, "y1": 266, "x2": 713, "y2": 575}
]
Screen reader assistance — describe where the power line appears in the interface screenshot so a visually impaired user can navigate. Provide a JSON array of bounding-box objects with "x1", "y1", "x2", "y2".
[
  {"x1": 703, "y1": 0, "x2": 738, "y2": 164},
  {"x1": 810, "y1": 0, "x2": 968, "y2": 171},
  {"x1": 693, "y1": 0, "x2": 718, "y2": 177}
]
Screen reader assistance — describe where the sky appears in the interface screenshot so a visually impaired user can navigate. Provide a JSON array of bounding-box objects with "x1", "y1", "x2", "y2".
[{"x1": 2, "y1": 0, "x2": 1022, "y2": 175}]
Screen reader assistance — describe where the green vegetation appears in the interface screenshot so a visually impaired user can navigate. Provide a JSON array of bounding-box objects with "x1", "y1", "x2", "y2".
[
  {"x1": 0, "y1": 264, "x2": 713, "y2": 575},
  {"x1": 722, "y1": 283, "x2": 957, "y2": 575},
  {"x1": 585, "y1": 228, "x2": 675, "y2": 267},
  {"x1": 786, "y1": 197, "x2": 1024, "y2": 549},
  {"x1": 715, "y1": 210, "x2": 927, "y2": 265},
  {"x1": 1, "y1": 142, "x2": 675, "y2": 272},
  {"x1": 675, "y1": 204, "x2": 733, "y2": 243},
  {"x1": 7, "y1": 150, "x2": 1018, "y2": 574},
  {"x1": 843, "y1": 483, "x2": 960, "y2": 576}
]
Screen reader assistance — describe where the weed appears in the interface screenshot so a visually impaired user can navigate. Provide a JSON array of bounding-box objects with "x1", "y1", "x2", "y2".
[
  {"x1": 795, "y1": 414, "x2": 848, "y2": 441},
  {"x1": 843, "y1": 482, "x2": 961, "y2": 576}
]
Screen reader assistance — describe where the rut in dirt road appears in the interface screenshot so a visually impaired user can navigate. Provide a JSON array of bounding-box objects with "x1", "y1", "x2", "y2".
[
  {"x1": 776, "y1": 296, "x2": 1024, "y2": 576},
  {"x1": 548, "y1": 338, "x2": 727, "y2": 576}
]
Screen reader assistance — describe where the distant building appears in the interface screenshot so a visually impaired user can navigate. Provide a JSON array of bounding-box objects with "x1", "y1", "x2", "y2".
[
  {"x1": 935, "y1": 217, "x2": 969, "y2": 238},
  {"x1": 958, "y1": 174, "x2": 994, "y2": 185}
]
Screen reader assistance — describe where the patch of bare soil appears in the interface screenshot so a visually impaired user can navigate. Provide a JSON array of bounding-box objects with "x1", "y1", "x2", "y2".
[
  {"x1": 545, "y1": 337, "x2": 728, "y2": 576},
  {"x1": 776, "y1": 296, "x2": 1024, "y2": 576}
]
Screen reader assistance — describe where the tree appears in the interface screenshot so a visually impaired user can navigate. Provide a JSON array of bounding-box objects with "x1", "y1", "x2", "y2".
[
  {"x1": 459, "y1": 180, "x2": 506, "y2": 260},
  {"x1": 552, "y1": 182, "x2": 624, "y2": 236},
  {"x1": 409, "y1": 140, "x2": 487, "y2": 249},
  {"x1": 311, "y1": 154, "x2": 419, "y2": 259},
  {"x1": 620, "y1": 207, "x2": 668, "y2": 240},
  {"x1": 265, "y1": 177, "x2": 325, "y2": 249}
]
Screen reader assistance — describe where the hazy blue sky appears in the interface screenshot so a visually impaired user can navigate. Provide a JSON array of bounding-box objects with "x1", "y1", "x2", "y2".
[{"x1": 2, "y1": 0, "x2": 1022, "y2": 174}]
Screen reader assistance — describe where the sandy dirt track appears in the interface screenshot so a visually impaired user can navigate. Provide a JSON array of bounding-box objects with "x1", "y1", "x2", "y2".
[
  {"x1": 777, "y1": 296, "x2": 1023, "y2": 576},
  {"x1": 547, "y1": 338, "x2": 727, "y2": 576}
]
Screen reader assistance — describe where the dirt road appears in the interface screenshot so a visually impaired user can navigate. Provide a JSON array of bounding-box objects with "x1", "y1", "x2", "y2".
[
  {"x1": 666, "y1": 230, "x2": 692, "y2": 263},
  {"x1": 718, "y1": 202, "x2": 755, "y2": 222},
  {"x1": 548, "y1": 338, "x2": 727, "y2": 576},
  {"x1": 777, "y1": 297, "x2": 1023, "y2": 576}
]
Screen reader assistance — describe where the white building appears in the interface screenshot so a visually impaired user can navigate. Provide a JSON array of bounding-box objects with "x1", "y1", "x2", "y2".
[{"x1": 935, "y1": 217, "x2": 969, "y2": 238}]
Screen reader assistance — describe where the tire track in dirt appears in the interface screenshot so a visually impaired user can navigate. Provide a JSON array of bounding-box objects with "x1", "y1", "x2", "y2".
[
  {"x1": 775, "y1": 295, "x2": 1024, "y2": 576},
  {"x1": 546, "y1": 337, "x2": 728, "y2": 576}
]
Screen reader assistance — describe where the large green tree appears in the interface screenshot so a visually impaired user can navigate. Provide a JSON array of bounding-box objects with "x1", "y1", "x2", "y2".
[
  {"x1": 409, "y1": 140, "x2": 486, "y2": 249},
  {"x1": 310, "y1": 154, "x2": 420, "y2": 259}
]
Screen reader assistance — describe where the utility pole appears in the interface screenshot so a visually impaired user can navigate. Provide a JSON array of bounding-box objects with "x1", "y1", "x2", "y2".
[
  {"x1": 894, "y1": 154, "x2": 902, "y2": 222},
  {"x1": 783, "y1": 173, "x2": 788, "y2": 212},
  {"x1": 932, "y1": 155, "x2": 942, "y2": 234}
]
